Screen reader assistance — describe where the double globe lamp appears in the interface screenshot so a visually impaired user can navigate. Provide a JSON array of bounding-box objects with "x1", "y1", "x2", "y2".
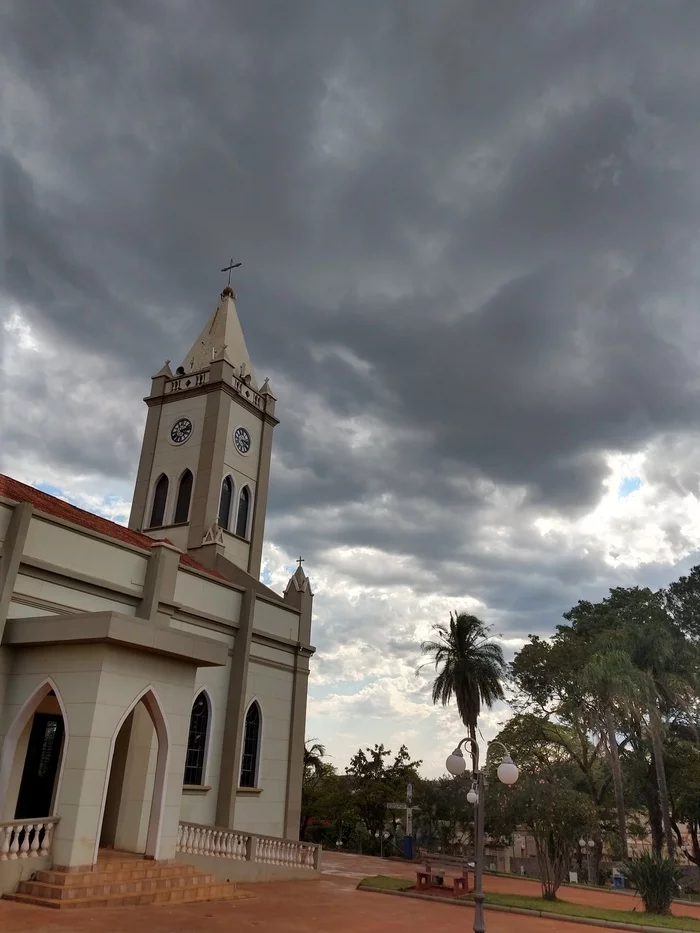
[{"x1": 445, "y1": 746, "x2": 519, "y2": 785}]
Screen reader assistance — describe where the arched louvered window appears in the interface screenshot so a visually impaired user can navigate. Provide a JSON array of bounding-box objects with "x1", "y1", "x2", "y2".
[
  {"x1": 173, "y1": 469, "x2": 193, "y2": 523},
  {"x1": 239, "y1": 701, "x2": 261, "y2": 788},
  {"x1": 149, "y1": 475, "x2": 169, "y2": 528},
  {"x1": 218, "y1": 476, "x2": 233, "y2": 529},
  {"x1": 236, "y1": 486, "x2": 251, "y2": 538},
  {"x1": 183, "y1": 691, "x2": 210, "y2": 786}
]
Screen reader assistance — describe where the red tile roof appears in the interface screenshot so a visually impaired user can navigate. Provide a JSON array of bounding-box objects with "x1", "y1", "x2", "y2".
[{"x1": 0, "y1": 474, "x2": 225, "y2": 580}]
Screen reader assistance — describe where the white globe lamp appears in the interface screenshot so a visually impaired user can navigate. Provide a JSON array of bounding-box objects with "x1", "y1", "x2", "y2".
[
  {"x1": 446, "y1": 748, "x2": 467, "y2": 776},
  {"x1": 496, "y1": 754, "x2": 519, "y2": 786},
  {"x1": 467, "y1": 788, "x2": 478, "y2": 805}
]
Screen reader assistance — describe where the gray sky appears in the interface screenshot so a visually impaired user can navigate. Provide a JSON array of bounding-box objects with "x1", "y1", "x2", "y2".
[{"x1": 3, "y1": 0, "x2": 700, "y2": 775}]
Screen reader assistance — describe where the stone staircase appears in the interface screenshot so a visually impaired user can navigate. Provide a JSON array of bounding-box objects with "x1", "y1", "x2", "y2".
[{"x1": 3, "y1": 854, "x2": 249, "y2": 909}]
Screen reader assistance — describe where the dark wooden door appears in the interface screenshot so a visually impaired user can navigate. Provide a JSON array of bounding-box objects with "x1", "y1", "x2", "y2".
[{"x1": 14, "y1": 713, "x2": 65, "y2": 820}]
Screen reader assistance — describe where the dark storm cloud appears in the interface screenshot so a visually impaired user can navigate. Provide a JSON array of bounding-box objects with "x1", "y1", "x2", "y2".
[{"x1": 4, "y1": 0, "x2": 700, "y2": 637}]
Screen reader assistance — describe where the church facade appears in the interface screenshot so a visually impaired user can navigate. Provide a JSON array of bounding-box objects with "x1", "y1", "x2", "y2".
[{"x1": 0, "y1": 286, "x2": 317, "y2": 896}]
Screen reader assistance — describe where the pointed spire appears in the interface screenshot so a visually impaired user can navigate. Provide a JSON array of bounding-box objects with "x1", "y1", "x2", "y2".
[
  {"x1": 181, "y1": 288, "x2": 256, "y2": 386},
  {"x1": 284, "y1": 559, "x2": 313, "y2": 596},
  {"x1": 152, "y1": 360, "x2": 173, "y2": 379}
]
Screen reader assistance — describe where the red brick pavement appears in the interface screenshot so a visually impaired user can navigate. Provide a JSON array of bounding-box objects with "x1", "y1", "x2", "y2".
[{"x1": 0, "y1": 850, "x2": 697, "y2": 932}]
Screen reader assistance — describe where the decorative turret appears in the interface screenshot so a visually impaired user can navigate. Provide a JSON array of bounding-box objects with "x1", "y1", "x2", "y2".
[{"x1": 283, "y1": 559, "x2": 313, "y2": 645}]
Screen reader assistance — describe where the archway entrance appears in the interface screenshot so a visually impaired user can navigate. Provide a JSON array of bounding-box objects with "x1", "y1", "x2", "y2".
[
  {"x1": 1, "y1": 688, "x2": 65, "y2": 823},
  {"x1": 14, "y1": 708, "x2": 64, "y2": 820},
  {"x1": 98, "y1": 692, "x2": 168, "y2": 859}
]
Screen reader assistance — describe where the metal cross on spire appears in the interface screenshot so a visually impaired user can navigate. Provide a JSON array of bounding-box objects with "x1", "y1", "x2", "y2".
[
  {"x1": 296, "y1": 556, "x2": 305, "y2": 570},
  {"x1": 221, "y1": 257, "x2": 242, "y2": 286}
]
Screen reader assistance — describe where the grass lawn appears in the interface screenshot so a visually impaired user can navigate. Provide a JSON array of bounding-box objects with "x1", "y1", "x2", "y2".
[
  {"x1": 358, "y1": 877, "x2": 700, "y2": 931},
  {"x1": 486, "y1": 891, "x2": 700, "y2": 931}
]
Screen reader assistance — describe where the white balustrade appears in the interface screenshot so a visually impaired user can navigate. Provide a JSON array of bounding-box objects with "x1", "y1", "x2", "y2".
[
  {"x1": 177, "y1": 821, "x2": 319, "y2": 870},
  {"x1": 0, "y1": 819, "x2": 59, "y2": 861}
]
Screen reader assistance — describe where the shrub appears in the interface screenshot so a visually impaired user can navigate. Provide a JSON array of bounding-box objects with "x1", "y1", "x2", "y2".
[{"x1": 623, "y1": 852, "x2": 683, "y2": 915}]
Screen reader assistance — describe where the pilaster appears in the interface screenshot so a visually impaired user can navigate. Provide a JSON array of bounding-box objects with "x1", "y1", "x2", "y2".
[
  {"x1": 136, "y1": 540, "x2": 182, "y2": 625},
  {"x1": 128, "y1": 372, "x2": 169, "y2": 532},
  {"x1": 0, "y1": 503, "x2": 33, "y2": 636},
  {"x1": 283, "y1": 650, "x2": 311, "y2": 839},
  {"x1": 215, "y1": 589, "x2": 256, "y2": 828},
  {"x1": 247, "y1": 413, "x2": 275, "y2": 579},
  {"x1": 187, "y1": 371, "x2": 231, "y2": 552}
]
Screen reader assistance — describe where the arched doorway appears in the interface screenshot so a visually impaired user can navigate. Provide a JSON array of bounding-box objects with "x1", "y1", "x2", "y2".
[
  {"x1": 0, "y1": 679, "x2": 67, "y2": 824},
  {"x1": 97, "y1": 689, "x2": 169, "y2": 860}
]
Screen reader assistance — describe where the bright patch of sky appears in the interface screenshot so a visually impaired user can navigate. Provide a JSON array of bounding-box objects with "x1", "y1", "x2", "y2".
[{"x1": 618, "y1": 476, "x2": 641, "y2": 498}]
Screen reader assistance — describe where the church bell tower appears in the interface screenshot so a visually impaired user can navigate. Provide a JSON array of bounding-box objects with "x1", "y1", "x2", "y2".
[{"x1": 128, "y1": 283, "x2": 278, "y2": 581}]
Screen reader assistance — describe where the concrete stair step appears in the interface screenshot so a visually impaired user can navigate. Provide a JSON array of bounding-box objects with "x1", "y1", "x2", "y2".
[
  {"x1": 35, "y1": 863, "x2": 196, "y2": 886},
  {"x1": 4, "y1": 881, "x2": 246, "y2": 909},
  {"x1": 96, "y1": 858, "x2": 179, "y2": 871},
  {"x1": 18, "y1": 872, "x2": 218, "y2": 900}
]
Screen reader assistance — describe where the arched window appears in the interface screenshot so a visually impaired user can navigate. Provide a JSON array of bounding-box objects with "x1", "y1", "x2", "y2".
[
  {"x1": 173, "y1": 469, "x2": 193, "y2": 524},
  {"x1": 218, "y1": 476, "x2": 233, "y2": 529},
  {"x1": 239, "y1": 701, "x2": 261, "y2": 788},
  {"x1": 235, "y1": 486, "x2": 251, "y2": 539},
  {"x1": 183, "y1": 691, "x2": 210, "y2": 786},
  {"x1": 149, "y1": 474, "x2": 169, "y2": 528}
]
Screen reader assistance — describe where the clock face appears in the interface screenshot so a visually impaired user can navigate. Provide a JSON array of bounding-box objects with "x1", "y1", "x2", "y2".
[
  {"x1": 170, "y1": 418, "x2": 193, "y2": 445},
  {"x1": 233, "y1": 425, "x2": 252, "y2": 455}
]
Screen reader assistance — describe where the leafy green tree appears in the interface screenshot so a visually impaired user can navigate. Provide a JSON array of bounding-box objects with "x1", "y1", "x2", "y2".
[
  {"x1": 413, "y1": 776, "x2": 473, "y2": 854},
  {"x1": 346, "y1": 744, "x2": 422, "y2": 851},
  {"x1": 520, "y1": 586, "x2": 698, "y2": 860},
  {"x1": 488, "y1": 773, "x2": 595, "y2": 899},
  {"x1": 300, "y1": 740, "x2": 330, "y2": 840},
  {"x1": 420, "y1": 612, "x2": 506, "y2": 767},
  {"x1": 666, "y1": 737, "x2": 700, "y2": 876},
  {"x1": 490, "y1": 712, "x2": 612, "y2": 882}
]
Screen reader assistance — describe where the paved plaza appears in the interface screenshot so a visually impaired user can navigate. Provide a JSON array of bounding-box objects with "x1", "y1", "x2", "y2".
[{"x1": 0, "y1": 850, "x2": 698, "y2": 932}]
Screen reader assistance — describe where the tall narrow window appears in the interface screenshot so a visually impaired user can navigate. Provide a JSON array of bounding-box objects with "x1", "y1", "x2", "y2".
[
  {"x1": 149, "y1": 474, "x2": 169, "y2": 528},
  {"x1": 183, "y1": 692, "x2": 209, "y2": 786},
  {"x1": 174, "y1": 469, "x2": 193, "y2": 523},
  {"x1": 218, "y1": 476, "x2": 233, "y2": 529},
  {"x1": 239, "y1": 701, "x2": 261, "y2": 788},
  {"x1": 236, "y1": 486, "x2": 250, "y2": 538}
]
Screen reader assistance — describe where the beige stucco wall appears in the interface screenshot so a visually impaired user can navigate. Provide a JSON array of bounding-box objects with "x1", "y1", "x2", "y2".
[
  {"x1": 0, "y1": 643, "x2": 197, "y2": 867},
  {"x1": 178, "y1": 657, "x2": 233, "y2": 826},
  {"x1": 12, "y1": 573, "x2": 138, "y2": 617},
  {"x1": 173, "y1": 569, "x2": 242, "y2": 622},
  {"x1": 0, "y1": 503, "x2": 13, "y2": 542},
  {"x1": 253, "y1": 600, "x2": 299, "y2": 642},
  {"x1": 143, "y1": 394, "x2": 209, "y2": 528},
  {"x1": 0, "y1": 855, "x2": 52, "y2": 894},
  {"x1": 232, "y1": 661, "x2": 294, "y2": 839},
  {"x1": 1, "y1": 477, "x2": 310, "y2": 867},
  {"x1": 221, "y1": 528, "x2": 250, "y2": 567},
  {"x1": 24, "y1": 517, "x2": 148, "y2": 595},
  {"x1": 223, "y1": 406, "x2": 263, "y2": 487}
]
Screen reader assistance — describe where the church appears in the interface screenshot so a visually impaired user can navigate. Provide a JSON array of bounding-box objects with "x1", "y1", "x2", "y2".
[{"x1": 0, "y1": 284, "x2": 319, "y2": 905}]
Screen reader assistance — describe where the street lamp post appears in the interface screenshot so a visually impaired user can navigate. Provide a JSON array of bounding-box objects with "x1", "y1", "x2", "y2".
[
  {"x1": 579, "y1": 838, "x2": 595, "y2": 884},
  {"x1": 375, "y1": 829, "x2": 390, "y2": 858},
  {"x1": 446, "y1": 737, "x2": 519, "y2": 933}
]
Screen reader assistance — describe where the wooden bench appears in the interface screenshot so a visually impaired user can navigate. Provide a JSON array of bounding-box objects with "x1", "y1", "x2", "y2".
[{"x1": 415, "y1": 849, "x2": 473, "y2": 894}]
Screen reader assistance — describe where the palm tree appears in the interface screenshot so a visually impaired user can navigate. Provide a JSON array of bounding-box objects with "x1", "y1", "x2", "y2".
[
  {"x1": 301, "y1": 740, "x2": 327, "y2": 840},
  {"x1": 581, "y1": 650, "x2": 636, "y2": 860},
  {"x1": 625, "y1": 613, "x2": 698, "y2": 860},
  {"x1": 304, "y1": 740, "x2": 326, "y2": 779},
  {"x1": 420, "y1": 612, "x2": 506, "y2": 768}
]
